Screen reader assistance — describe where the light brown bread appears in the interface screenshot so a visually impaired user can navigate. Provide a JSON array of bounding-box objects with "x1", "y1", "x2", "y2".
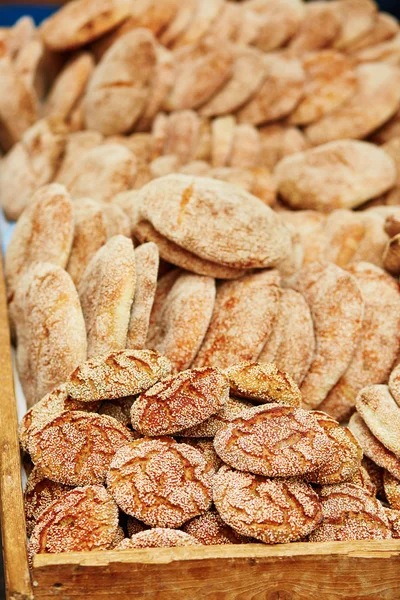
[
  {"x1": 224, "y1": 362, "x2": 302, "y2": 407},
  {"x1": 349, "y1": 412, "x2": 400, "y2": 480},
  {"x1": 193, "y1": 270, "x2": 281, "y2": 369},
  {"x1": 5, "y1": 184, "x2": 73, "y2": 303},
  {"x1": 84, "y1": 29, "x2": 157, "y2": 135},
  {"x1": 355, "y1": 384, "x2": 400, "y2": 455},
  {"x1": 309, "y1": 482, "x2": 391, "y2": 542},
  {"x1": 148, "y1": 272, "x2": 216, "y2": 372},
  {"x1": 40, "y1": 0, "x2": 133, "y2": 51},
  {"x1": 66, "y1": 349, "x2": 172, "y2": 402},
  {"x1": 66, "y1": 199, "x2": 108, "y2": 286},
  {"x1": 214, "y1": 403, "x2": 332, "y2": 477},
  {"x1": 131, "y1": 367, "x2": 229, "y2": 436},
  {"x1": 295, "y1": 262, "x2": 364, "y2": 410},
  {"x1": 237, "y1": 55, "x2": 305, "y2": 125},
  {"x1": 319, "y1": 263, "x2": 400, "y2": 421},
  {"x1": 43, "y1": 52, "x2": 94, "y2": 121},
  {"x1": 106, "y1": 438, "x2": 213, "y2": 528},
  {"x1": 58, "y1": 144, "x2": 137, "y2": 204},
  {"x1": 274, "y1": 140, "x2": 396, "y2": 212},
  {"x1": 126, "y1": 243, "x2": 159, "y2": 350},
  {"x1": 29, "y1": 486, "x2": 118, "y2": 562},
  {"x1": 139, "y1": 174, "x2": 292, "y2": 269},
  {"x1": 78, "y1": 235, "x2": 136, "y2": 358},
  {"x1": 259, "y1": 289, "x2": 315, "y2": 385},
  {"x1": 28, "y1": 411, "x2": 133, "y2": 486},
  {"x1": 306, "y1": 63, "x2": 400, "y2": 144},
  {"x1": 305, "y1": 412, "x2": 362, "y2": 485},
  {"x1": 213, "y1": 467, "x2": 322, "y2": 544},
  {"x1": 14, "y1": 263, "x2": 87, "y2": 408},
  {"x1": 0, "y1": 118, "x2": 66, "y2": 221}
]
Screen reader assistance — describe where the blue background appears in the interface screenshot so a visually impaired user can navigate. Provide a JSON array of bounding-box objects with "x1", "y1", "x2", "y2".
[{"x1": 0, "y1": 2, "x2": 399, "y2": 27}]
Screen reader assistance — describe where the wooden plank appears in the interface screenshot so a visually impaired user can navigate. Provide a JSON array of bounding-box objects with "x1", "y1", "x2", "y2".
[
  {"x1": 32, "y1": 542, "x2": 400, "y2": 600},
  {"x1": 0, "y1": 255, "x2": 33, "y2": 600}
]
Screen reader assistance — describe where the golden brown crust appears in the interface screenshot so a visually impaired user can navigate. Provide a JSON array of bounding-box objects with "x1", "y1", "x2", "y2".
[
  {"x1": 213, "y1": 467, "x2": 322, "y2": 544},
  {"x1": 259, "y1": 289, "x2": 315, "y2": 386},
  {"x1": 78, "y1": 235, "x2": 136, "y2": 359},
  {"x1": 200, "y1": 46, "x2": 266, "y2": 118},
  {"x1": 5, "y1": 183, "x2": 73, "y2": 303},
  {"x1": 165, "y1": 41, "x2": 233, "y2": 111},
  {"x1": 126, "y1": 243, "x2": 159, "y2": 350},
  {"x1": 0, "y1": 45, "x2": 37, "y2": 152},
  {"x1": 0, "y1": 118, "x2": 67, "y2": 221},
  {"x1": 19, "y1": 384, "x2": 100, "y2": 452},
  {"x1": 148, "y1": 272, "x2": 216, "y2": 372},
  {"x1": 28, "y1": 411, "x2": 133, "y2": 486},
  {"x1": 214, "y1": 403, "x2": 332, "y2": 478},
  {"x1": 309, "y1": 483, "x2": 391, "y2": 542},
  {"x1": 349, "y1": 413, "x2": 400, "y2": 480},
  {"x1": 355, "y1": 384, "x2": 400, "y2": 456},
  {"x1": 237, "y1": 55, "x2": 305, "y2": 126},
  {"x1": 383, "y1": 470, "x2": 400, "y2": 510},
  {"x1": 146, "y1": 269, "x2": 182, "y2": 345},
  {"x1": 66, "y1": 198, "x2": 108, "y2": 287},
  {"x1": 306, "y1": 411, "x2": 362, "y2": 485},
  {"x1": 43, "y1": 52, "x2": 94, "y2": 121},
  {"x1": 193, "y1": 271, "x2": 282, "y2": 369},
  {"x1": 180, "y1": 397, "x2": 253, "y2": 438},
  {"x1": 40, "y1": 0, "x2": 133, "y2": 51},
  {"x1": 305, "y1": 63, "x2": 400, "y2": 145},
  {"x1": 182, "y1": 510, "x2": 251, "y2": 545},
  {"x1": 362, "y1": 456, "x2": 385, "y2": 499},
  {"x1": 294, "y1": 262, "x2": 364, "y2": 410},
  {"x1": 98, "y1": 397, "x2": 136, "y2": 428},
  {"x1": 24, "y1": 466, "x2": 71, "y2": 536},
  {"x1": 66, "y1": 349, "x2": 172, "y2": 402},
  {"x1": 384, "y1": 508, "x2": 400, "y2": 538},
  {"x1": 29, "y1": 485, "x2": 118, "y2": 561},
  {"x1": 134, "y1": 220, "x2": 246, "y2": 279},
  {"x1": 106, "y1": 437, "x2": 213, "y2": 528},
  {"x1": 84, "y1": 29, "x2": 157, "y2": 135},
  {"x1": 116, "y1": 528, "x2": 200, "y2": 549},
  {"x1": 275, "y1": 140, "x2": 396, "y2": 212},
  {"x1": 14, "y1": 263, "x2": 87, "y2": 408},
  {"x1": 319, "y1": 263, "x2": 400, "y2": 421},
  {"x1": 131, "y1": 367, "x2": 229, "y2": 436},
  {"x1": 178, "y1": 438, "x2": 222, "y2": 473},
  {"x1": 224, "y1": 362, "x2": 302, "y2": 407},
  {"x1": 59, "y1": 144, "x2": 137, "y2": 204},
  {"x1": 289, "y1": 50, "x2": 356, "y2": 126},
  {"x1": 139, "y1": 174, "x2": 292, "y2": 270}
]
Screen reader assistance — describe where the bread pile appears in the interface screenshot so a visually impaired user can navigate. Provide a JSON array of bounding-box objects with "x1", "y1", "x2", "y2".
[{"x1": 2, "y1": 0, "x2": 400, "y2": 559}]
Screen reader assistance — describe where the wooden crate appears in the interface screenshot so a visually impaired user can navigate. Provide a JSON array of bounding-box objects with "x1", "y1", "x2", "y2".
[{"x1": 0, "y1": 257, "x2": 400, "y2": 600}]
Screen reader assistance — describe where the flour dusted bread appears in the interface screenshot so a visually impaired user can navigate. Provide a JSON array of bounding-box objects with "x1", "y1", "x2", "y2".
[
  {"x1": 66, "y1": 199, "x2": 108, "y2": 286},
  {"x1": 275, "y1": 140, "x2": 396, "y2": 212},
  {"x1": 139, "y1": 174, "x2": 292, "y2": 269},
  {"x1": 84, "y1": 29, "x2": 157, "y2": 135},
  {"x1": 294, "y1": 262, "x2": 364, "y2": 410},
  {"x1": 193, "y1": 270, "x2": 281, "y2": 369},
  {"x1": 213, "y1": 467, "x2": 322, "y2": 544},
  {"x1": 78, "y1": 235, "x2": 136, "y2": 358},
  {"x1": 319, "y1": 263, "x2": 400, "y2": 421},
  {"x1": 148, "y1": 272, "x2": 216, "y2": 372},
  {"x1": 126, "y1": 242, "x2": 159, "y2": 350},
  {"x1": 259, "y1": 289, "x2": 315, "y2": 385},
  {"x1": 0, "y1": 118, "x2": 67, "y2": 221},
  {"x1": 5, "y1": 184, "x2": 73, "y2": 303},
  {"x1": 59, "y1": 144, "x2": 136, "y2": 204},
  {"x1": 14, "y1": 263, "x2": 87, "y2": 407},
  {"x1": 66, "y1": 349, "x2": 172, "y2": 402},
  {"x1": 40, "y1": 0, "x2": 133, "y2": 51}
]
